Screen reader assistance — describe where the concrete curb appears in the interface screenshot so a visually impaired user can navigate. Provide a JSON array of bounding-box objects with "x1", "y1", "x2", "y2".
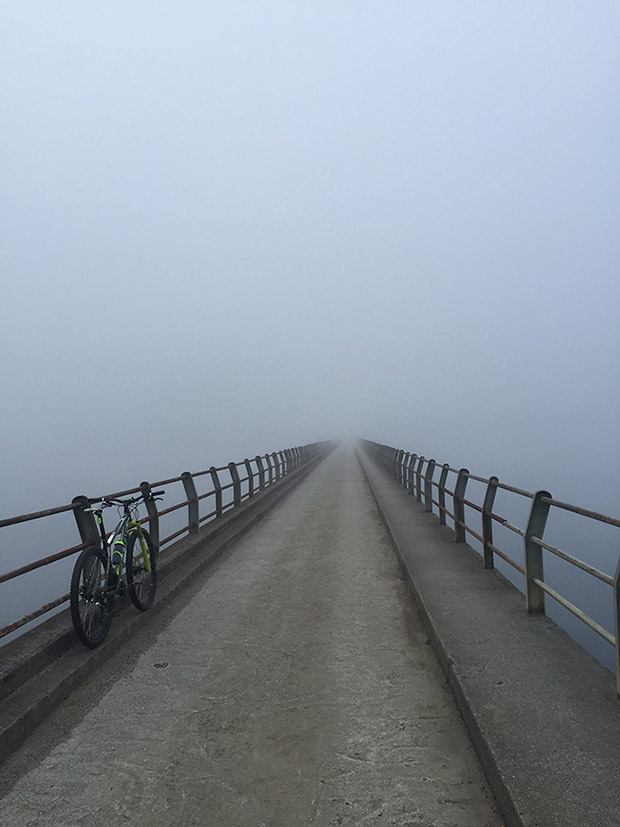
[
  {"x1": 356, "y1": 445, "x2": 620, "y2": 827},
  {"x1": 0, "y1": 448, "x2": 333, "y2": 765}
]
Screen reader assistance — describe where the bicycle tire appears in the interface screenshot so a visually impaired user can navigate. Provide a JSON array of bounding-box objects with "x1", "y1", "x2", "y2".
[
  {"x1": 126, "y1": 528, "x2": 157, "y2": 611},
  {"x1": 70, "y1": 546, "x2": 112, "y2": 648}
]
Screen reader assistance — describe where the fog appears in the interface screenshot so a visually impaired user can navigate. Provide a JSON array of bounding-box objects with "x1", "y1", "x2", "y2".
[{"x1": 1, "y1": 4, "x2": 619, "y2": 659}]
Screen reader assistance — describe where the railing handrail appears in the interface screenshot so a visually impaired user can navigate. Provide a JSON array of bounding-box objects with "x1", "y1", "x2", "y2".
[
  {"x1": 540, "y1": 496, "x2": 620, "y2": 528},
  {"x1": 0, "y1": 502, "x2": 79, "y2": 529}
]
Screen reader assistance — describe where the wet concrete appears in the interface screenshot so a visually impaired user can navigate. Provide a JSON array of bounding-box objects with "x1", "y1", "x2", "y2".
[{"x1": 0, "y1": 445, "x2": 500, "y2": 826}]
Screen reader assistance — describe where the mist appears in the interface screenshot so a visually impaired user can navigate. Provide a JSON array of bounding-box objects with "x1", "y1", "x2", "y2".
[{"x1": 1, "y1": 4, "x2": 619, "y2": 657}]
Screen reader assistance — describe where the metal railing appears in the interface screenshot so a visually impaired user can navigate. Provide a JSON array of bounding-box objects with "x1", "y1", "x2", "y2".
[
  {"x1": 0, "y1": 441, "x2": 332, "y2": 643},
  {"x1": 361, "y1": 439, "x2": 620, "y2": 697}
]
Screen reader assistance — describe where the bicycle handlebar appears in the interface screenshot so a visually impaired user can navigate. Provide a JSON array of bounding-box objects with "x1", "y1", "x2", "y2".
[{"x1": 88, "y1": 490, "x2": 165, "y2": 509}]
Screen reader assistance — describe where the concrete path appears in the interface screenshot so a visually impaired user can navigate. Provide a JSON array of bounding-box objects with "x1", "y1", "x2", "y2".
[{"x1": 0, "y1": 445, "x2": 500, "y2": 826}]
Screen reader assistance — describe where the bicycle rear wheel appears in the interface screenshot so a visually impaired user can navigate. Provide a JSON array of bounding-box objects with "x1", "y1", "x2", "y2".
[
  {"x1": 70, "y1": 547, "x2": 112, "y2": 648},
  {"x1": 126, "y1": 528, "x2": 157, "y2": 611}
]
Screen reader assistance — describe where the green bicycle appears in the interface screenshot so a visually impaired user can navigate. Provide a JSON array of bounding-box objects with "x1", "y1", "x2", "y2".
[{"x1": 70, "y1": 490, "x2": 163, "y2": 648}]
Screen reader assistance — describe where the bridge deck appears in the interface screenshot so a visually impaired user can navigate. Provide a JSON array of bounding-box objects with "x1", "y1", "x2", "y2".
[{"x1": 0, "y1": 445, "x2": 499, "y2": 826}]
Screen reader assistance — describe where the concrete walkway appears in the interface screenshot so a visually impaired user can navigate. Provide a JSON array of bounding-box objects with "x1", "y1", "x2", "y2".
[{"x1": 0, "y1": 445, "x2": 499, "y2": 826}]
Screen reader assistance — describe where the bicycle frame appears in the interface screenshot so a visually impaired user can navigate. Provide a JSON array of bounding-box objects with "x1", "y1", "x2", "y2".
[{"x1": 91, "y1": 504, "x2": 152, "y2": 589}]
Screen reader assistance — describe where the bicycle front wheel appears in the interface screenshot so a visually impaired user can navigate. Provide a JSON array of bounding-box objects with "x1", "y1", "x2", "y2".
[
  {"x1": 126, "y1": 528, "x2": 157, "y2": 611},
  {"x1": 70, "y1": 547, "x2": 112, "y2": 648}
]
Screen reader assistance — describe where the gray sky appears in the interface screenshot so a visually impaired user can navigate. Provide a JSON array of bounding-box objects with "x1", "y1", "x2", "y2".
[{"x1": 2, "y1": 1, "x2": 619, "y2": 516}]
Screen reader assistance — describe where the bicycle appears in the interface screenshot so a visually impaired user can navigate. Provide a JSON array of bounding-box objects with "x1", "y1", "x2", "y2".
[{"x1": 70, "y1": 490, "x2": 164, "y2": 648}]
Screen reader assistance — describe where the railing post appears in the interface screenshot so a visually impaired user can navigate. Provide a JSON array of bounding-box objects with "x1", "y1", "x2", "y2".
[
  {"x1": 272, "y1": 452, "x2": 281, "y2": 481},
  {"x1": 244, "y1": 459, "x2": 254, "y2": 498},
  {"x1": 181, "y1": 472, "x2": 199, "y2": 534},
  {"x1": 403, "y1": 453, "x2": 415, "y2": 492},
  {"x1": 402, "y1": 452, "x2": 410, "y2": 488},
  {"x1": 255, "y1": 455, "x2": 265, "y2": 490},
  {"x1": 209, "y1": 467, "x2": 222, "y2": 518},
  {"x1": 524, "y1": 490, "x2": 551, "y2": 614},
  {"x1": 415, "y1": 457, "x2": 425, "y2": 503},
  {"x1": 481, "y1": 476, "x2": 499, "y2": 569},
  {"x1": 614, "y1": 556, "x2": 620, "y2": 699},
  {"x1": 265, "y1": 453, "x2": 273, "y2": 485},
  {"x1": 72, "y1": 495, "x2": 99, "y2": 546},
  {"x1": 279, "y1": 451, "x2": 287, "y2": 476},
  {"x1": 453, "y1": 469, "x2": 469, "y2": 542},
  {"x1": 399, "y1": 450, "x2": 406, "y2": 483},
  {"x1": 438, "y1": 463, "x2": 450, "y2": 526},
  {"x1": 424, "y1": 460, "x2": 436, "y2": 512},
  {"x1": 140, "y1": 481, "x2": 160, "y2": 551},
  {"x1": 229, "y1": 463, "x2": 241, "y2": 507},
  {"x1": 408, "y1": 454, "x2": 417, "y2": 494},
  {"x1": 284, "y1": 449, "x2": 293, "y2": 474}
]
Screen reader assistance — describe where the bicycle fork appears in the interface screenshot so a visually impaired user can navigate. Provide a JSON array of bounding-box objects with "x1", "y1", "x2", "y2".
[{"x1": 128, "y1": 523, "x2": 153, "y2": 573}]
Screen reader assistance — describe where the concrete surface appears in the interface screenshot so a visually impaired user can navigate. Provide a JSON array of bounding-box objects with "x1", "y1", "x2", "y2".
[
  {"x1": 357, "y1": 445, "x2": 620, "y2": 827},
  {"x1": 0, "y1": 445, "x2": 500, "y2": 826}
]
